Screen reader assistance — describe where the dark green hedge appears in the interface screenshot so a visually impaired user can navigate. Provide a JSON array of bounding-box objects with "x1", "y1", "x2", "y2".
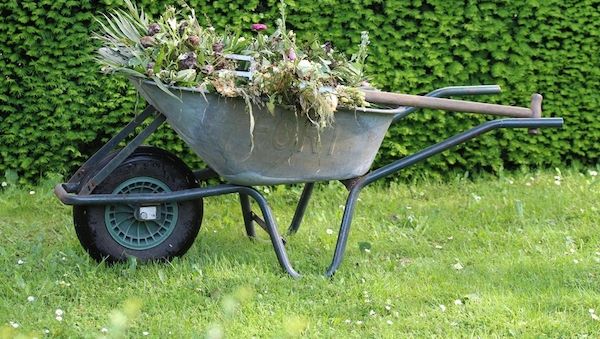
[{"x1": 1, "y1": 0, "x2": 598, "y2": 183}]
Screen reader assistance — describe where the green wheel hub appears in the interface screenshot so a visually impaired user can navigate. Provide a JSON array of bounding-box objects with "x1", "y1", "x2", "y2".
[{"x1": 104, "y1": 177, "x2": 179, "y2": 250}]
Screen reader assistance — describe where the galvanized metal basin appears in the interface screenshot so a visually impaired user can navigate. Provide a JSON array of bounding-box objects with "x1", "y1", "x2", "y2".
[{"x1": 132, "y1": 79, "x2": 397, "y2": 185}]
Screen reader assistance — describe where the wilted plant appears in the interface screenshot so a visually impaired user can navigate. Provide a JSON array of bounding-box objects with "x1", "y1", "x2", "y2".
[{"x1": 96, "y1": 0, "x2": 371, "y2": 129}]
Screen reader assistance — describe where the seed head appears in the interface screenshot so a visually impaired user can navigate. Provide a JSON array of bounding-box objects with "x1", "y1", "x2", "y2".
[
  {"x1": 212, "y1": 42, "x2": 224, "y2": 54},
  {"x1": 147, "y1": 23, "x2": 160, "y2": 36},
  {"x1": 178, "y1": 52, "x2": 197, "y2": 69},
  {"x1": 178, "y1": 21, "x2": 189, "y2": 35},
  {"x1": 187, "y1": 35, "x2": 200, "y2": 47},
  {"x1": 146, "y1": 62, "x2": 155, "y2": 77},
  {"x1": 140, "y1": 36, "x2": 156, "y2": 48},
  {"x1": 201, "y1": 64, "x2": 214, "y2": 74}
]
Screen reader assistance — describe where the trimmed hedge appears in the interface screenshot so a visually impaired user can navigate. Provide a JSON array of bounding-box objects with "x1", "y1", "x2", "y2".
[{"x1": 1, "y1": 0, "x2": 598, "y2": 183}]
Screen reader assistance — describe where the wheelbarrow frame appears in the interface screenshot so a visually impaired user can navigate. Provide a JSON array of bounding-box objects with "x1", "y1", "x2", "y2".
[{"x1": 54, "y1": 85, "x2": 564, "y2": 278}]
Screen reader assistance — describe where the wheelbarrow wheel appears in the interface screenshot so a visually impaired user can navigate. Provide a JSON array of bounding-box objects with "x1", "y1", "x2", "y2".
[{"x1": 73, "y1": 146, "x2": 203, "y2": 263}]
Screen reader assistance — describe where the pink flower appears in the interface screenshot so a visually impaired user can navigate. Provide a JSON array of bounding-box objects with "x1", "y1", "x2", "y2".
[{"x1": 251, "y1": 23, "x2": 267, "y2": 31}]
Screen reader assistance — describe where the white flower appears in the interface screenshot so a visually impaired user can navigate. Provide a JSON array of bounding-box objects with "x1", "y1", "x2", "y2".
[
  {"x1": 452, "y1": 262, "x2": 464, "y2": 270},
  {"x1": 454, "y1": 299, "x2": 463, "y2": 305},
  {"x1": 525, "y1": 182, "x2": 532, "y2": 186},
  {"x1": 385, "y1": 305, "x2": 392, "y2": 311},
  {"x1": 55, "y1": 309, "x2": 64, "y2": 316},
  {"x1": 56, "y1": 316, "x2": 63, "y2": 322},
  {"x1": 369, "y1": 310, "x2": 376, "y2": 316},
  {"x1": 29, "y1": 190, "x2": 35, "y2": 195},
  {"x1": 386, "y1": 320, "x2": 393, "y2": 325},
  {"x1": 554, "y1": 180, "x2": 561, "y2": 186},
  {"x1": 471, "y1": 194, "x2": 482, "y2": 202},
  {"x1": 44, "y1": 329, "x2": 50, "y2": 334},
  {"x1": 101, "y1": 327, "x2": 108, "y2": 333},
  {"x1": 439, "y1": 304, "x2": 447, "y2": 312},
  {"x1": 143, "y1": 331, "x2": 149, "y2": 336},
  {"x1": 17, "y1": 259, "x2": 24, "y2": 265},
  {"x1": 1, "y1": 181, "x2": 7, "y2": 187},
  {"x1": 589, "y1": 170, "x2": 598, "y2": 177},
  {"x1": 9, "y1": 321, "x2": 19, "y2": 328},
  {"x1": 355, "y1": 320, "x2": 363, "y2": 325},
  {"x1": 589, "y1": 309, "x2": 595, "y2": 314},
  {"x1": 592, "y1": 313, "x2": 600, "y2": 321},
  {"x1": 296, "y1": 60, "x2": 313, "y2": 78},
  {"x1": 326, "y1": 228, "x2": 334, "y2": 235},
  {"x1": 27, "y1": 296, "x2": 35, "y2": 302},
  {"x1": 344, "y1": 319, "x2": 351, "y2": 324}
]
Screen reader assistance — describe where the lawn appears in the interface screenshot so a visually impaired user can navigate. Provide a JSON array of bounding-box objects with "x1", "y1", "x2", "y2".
[{"x1": 0, "y1": 169, "x2": 599, "y2": 337}]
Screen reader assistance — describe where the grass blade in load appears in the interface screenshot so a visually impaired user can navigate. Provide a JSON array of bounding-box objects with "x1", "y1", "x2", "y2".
[
  {"x1": 116, "y1": 68, "x2": 146, "y2": 79},
  {"x1": 122, "y1": 0, "x2": 148, "y2": 31},
  {"x1": 111, "y1": 12, "x2": 141, "y2": 44},
  {"x1": 151, "y1": 75, "x2": 182, "y2": 101},
  {"x1": 97, "y1": 15, "x2": 122, "y2": 42}
]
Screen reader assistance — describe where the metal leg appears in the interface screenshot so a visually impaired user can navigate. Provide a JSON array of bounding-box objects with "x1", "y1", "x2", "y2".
[
  {"x1": 242, "y1": 188, "x2": 300, "y2": 278},
  {"x1": 325, "y1": 185, "x2": 363, "y2": 277},
  {"x1": 287, "y1": 183, "x2": 315, "y2": 235},
  {"x1": 239, "y1": 193, "x2": 256, "y2": 238},
  {"x1": 324, "y1": 117, "x2": 564, "y2": 277}
]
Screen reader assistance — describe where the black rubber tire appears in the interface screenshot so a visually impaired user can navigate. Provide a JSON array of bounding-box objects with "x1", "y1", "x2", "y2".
[{"x1": 73, "y1": 146, "x2": 203, "y2": 263}]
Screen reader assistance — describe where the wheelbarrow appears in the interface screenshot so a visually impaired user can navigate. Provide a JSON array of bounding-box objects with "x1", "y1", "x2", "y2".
[{"x1": 54, "y1": 79, "x2": 563, "y2": 278}]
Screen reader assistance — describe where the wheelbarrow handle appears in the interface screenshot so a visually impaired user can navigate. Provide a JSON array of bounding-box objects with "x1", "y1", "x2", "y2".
[
  {"x1": 424, "y1": 84, "x2": 502, "y2": 98},
  {"x1": 362, "y1": 89, "x2": 545, "y2": 134}
]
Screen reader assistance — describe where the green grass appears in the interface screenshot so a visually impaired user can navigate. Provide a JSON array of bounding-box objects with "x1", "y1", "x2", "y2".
[{"x1": 1, "y1": 170, "x2": 599, "y2": 338}]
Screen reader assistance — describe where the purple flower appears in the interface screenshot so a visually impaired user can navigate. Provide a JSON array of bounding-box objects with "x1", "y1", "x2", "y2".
[
  {"x1": 288, "y1": 48, "x2": 296, "y2": 61},
  {"x1": 251, "y1": 23, "x2": 267, "y2": 31}
]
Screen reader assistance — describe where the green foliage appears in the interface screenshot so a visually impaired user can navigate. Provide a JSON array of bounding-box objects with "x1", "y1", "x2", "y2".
[{"x1": 1, "y1": 0, "x2": 598, "y2": 183}]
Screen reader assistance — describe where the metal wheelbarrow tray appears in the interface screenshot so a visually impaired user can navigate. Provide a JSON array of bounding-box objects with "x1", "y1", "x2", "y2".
[{"x1": 55, "y1": 80, "x2": 563, "y2": 278}]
